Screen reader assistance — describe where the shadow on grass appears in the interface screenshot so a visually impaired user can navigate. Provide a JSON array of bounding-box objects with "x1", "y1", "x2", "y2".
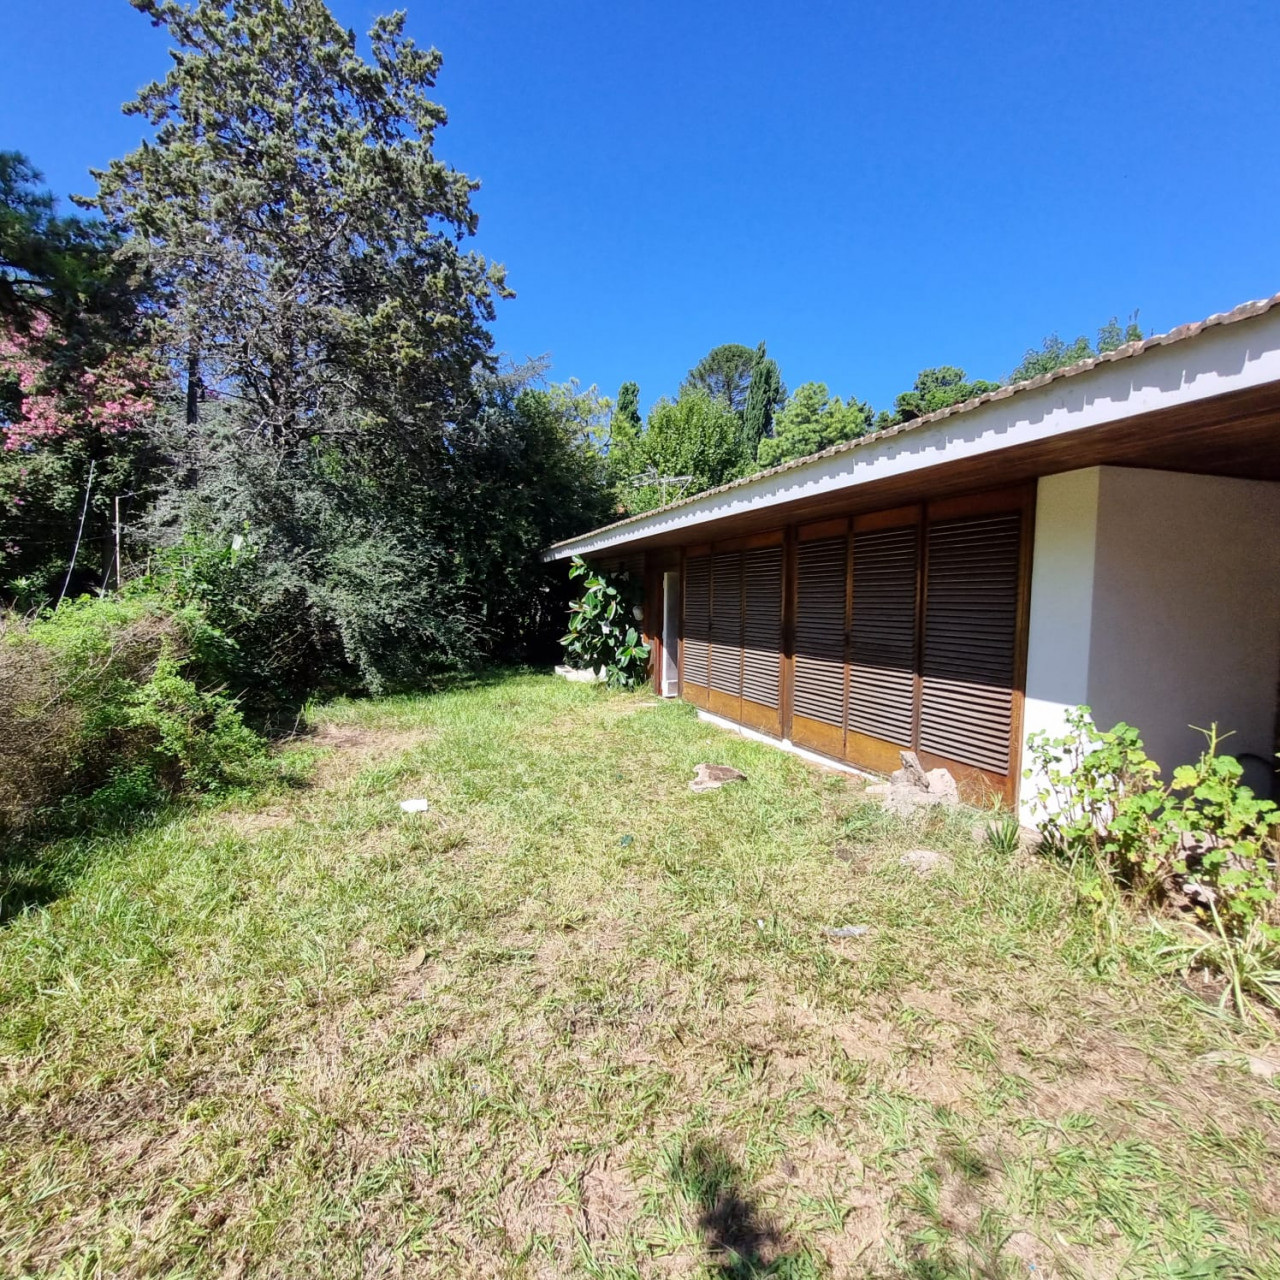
[
  {"x1": 0, "y1": 800, "x2": 186, "y2": 926},
  {"x1": 669, "y1": 1139, "x2": 815, "y2": 1279}
]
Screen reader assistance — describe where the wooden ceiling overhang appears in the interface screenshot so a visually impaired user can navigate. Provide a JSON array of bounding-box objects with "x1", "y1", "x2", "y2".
[{"x1": 590, "y1": 381, "x2": 1280, "y2": 556}]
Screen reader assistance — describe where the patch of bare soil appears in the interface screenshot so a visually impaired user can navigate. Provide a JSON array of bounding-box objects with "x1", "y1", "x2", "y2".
[
  {"x1": 223, "y1": 805, "x2": 293, "y2": 837},
  {"x1": 306, "y1": 723, "x2": 433, "y2": 788}
]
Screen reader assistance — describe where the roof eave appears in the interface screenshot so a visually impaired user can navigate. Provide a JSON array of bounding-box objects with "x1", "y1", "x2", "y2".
[{"x1": 544, "y1": 291, "x2": 1280, "y2": 562}]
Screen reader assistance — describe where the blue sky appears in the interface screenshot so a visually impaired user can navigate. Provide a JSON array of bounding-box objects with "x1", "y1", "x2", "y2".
[{"x1": 2, "y1": 0, "x2": 1277, "y2": 416}]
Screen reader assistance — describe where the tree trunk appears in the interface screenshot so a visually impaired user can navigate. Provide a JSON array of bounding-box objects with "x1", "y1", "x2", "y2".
[{"x1": 186, "y1": 342, "x2": 201, "y2": 426}]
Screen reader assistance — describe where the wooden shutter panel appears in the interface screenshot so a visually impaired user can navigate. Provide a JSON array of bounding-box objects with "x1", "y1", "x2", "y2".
[
  {"x1": 742, "y1": 546, "x2": 783, "y2": 711},
  {"x1": 919, "y1": 513, "x2": 1021, "y2": 773},
  {"x1": 683, "y1": 555, "x2": 711, "y2": 689},
  {"x1": 847, "y1": 525, "x2": 918, "y2": 746},
  {"x1": 709, "y1": 552, "x2": 744, "y2": 697},
  {"x1": 793, "y1": 537, "x2": 847, "y2": 728}
]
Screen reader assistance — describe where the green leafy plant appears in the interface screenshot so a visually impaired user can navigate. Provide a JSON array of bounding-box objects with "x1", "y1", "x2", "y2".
[
  {"x1": 560, "y1": 556, "x2": 651, "y2": 689},
  {"x1": 1026, "y1": 709, "x2": 1170, "y2": 900},
  {"x1": 122, "y1": 650, "x2": 267, "y2": 793},
  {"x1": 984, "y1": 810, "x2": 1022, "y2": 857},
  {"x1": 1026, "y1": 708, "x2": 1280, "y2": 1019}
]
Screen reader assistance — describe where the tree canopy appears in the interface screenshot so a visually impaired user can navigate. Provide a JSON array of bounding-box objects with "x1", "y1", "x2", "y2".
[
  {"x1": 886, "y1": 366, "x2": 1001, "y2": 424},
  {"x1": 1009, "y1": 315, "x2": 1145, "y2": 383},
  {"x1": 612, "y1": 389, "x2": 745, "y2": 514},
  {"x1": 681, "y1": 343, "x2": 756, "y2": 414},
  {"x1": 757, "y1": 382, "x2": 871, "y2": 468},
  {"x1": 92, "y1": 0, "x2": 510, "y2": 450}
]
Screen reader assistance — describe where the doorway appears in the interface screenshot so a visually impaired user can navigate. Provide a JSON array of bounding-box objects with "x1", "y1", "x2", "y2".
[{"x1": 662, "y1": 570, "x2": 680, "y2": 696}]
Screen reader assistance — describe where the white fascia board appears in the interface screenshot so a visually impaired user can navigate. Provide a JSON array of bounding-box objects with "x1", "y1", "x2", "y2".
[{"x1": 546, "y1": 308, "x2": 1280, "y2": 561}]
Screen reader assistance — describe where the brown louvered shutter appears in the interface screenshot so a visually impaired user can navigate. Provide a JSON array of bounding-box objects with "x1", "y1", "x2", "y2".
[
  {"x1": 847, "y1": 525, "x2": 918, "y2": 746},
  {"x1": 709, "y1": 552, "x2": 744, "y2": 697},
  {"x1": 742, "y1": 546, "x2": 783, "y2": 711},
  {"x1": 919, "y1": 512, "x2": 1021, "y2": 773},
  {"x1": 793, "y1": 537, "x2": 848, "y2": 727},
  {"x1": 683, "y1": 555, "x2": 711, "y2": 689}
]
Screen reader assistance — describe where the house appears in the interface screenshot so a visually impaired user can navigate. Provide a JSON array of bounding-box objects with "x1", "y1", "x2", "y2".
[{"x1": 545, "y1": 294, "x2": 1280, "y2": 817}]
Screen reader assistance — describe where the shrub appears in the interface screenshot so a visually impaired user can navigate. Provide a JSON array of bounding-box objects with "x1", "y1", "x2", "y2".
[
  {"x1": 1026, "y1": 708, "x2": 1280, "y2": 1017},
  {"x1": 0, "y1": 592, "x2": 267, "y2": 834},
  {"x1": 121, "y1": 651, "x2": 269, "y2": 793},
  {"x1": 560, "y1": 557, "x2": 651, "y2": 688}
]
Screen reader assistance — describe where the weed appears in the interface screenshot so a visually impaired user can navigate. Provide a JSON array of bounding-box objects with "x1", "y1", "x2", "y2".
[{"x1": 985, "y1": 809, "x2": 1022, "y2": 857}]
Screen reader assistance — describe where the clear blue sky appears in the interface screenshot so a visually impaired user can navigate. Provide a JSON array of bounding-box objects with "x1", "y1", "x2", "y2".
[{"x1": 2, "y1": 1, "x2": 1277, "y2": 415}]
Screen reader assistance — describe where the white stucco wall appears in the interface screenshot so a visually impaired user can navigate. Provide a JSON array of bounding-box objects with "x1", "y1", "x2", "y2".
[
  {"x1": 1088, "y1": 468, "x2": 1280, "y2": 784},
  {"x1": 1020, "y1": 469, "x2": 1103, "y2": 820},
  {"x1": 1020, "y1": 466, "x2": 1280, "y2": 818}
]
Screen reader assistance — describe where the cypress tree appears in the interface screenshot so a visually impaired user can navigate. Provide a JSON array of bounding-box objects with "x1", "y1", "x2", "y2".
[{"x1": 743, "y1": 341, "x2": 783, "y2": 459}]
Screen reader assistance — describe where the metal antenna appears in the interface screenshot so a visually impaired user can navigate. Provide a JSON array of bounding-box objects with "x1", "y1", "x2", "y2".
[{"x1": 626, "y1": 465, "x2": 694, "y2": 506}]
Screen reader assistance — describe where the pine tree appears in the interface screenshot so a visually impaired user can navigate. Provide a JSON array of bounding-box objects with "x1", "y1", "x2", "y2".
[{"x1": 91, "y1": 0, "x2": 510, "y2": 448}]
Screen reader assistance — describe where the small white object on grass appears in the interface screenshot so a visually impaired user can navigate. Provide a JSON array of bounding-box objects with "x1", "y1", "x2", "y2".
[
  {"x1": 399, "y1": 798, "x2": 431, "y2": 813},
  {"x1": 822, "y1": 925, "x2": 869, "y2": 939}
]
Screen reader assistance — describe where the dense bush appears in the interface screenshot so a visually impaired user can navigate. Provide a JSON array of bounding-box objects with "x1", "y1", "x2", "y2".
[
  {"x1": 1027, "y1": 707, "x2": 1280, "y2": 1017},
  {"x1": 0, "y1": 593, "x2": 268, "y2": 832},
  {"x1": 137, "y1": 378, "x2": 611, "y2": 718}
]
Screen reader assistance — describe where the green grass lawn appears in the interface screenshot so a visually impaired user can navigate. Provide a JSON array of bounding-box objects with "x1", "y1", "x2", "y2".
[{"x1": 2, "y1": 673, "x2": 1278, "y2": 1278}]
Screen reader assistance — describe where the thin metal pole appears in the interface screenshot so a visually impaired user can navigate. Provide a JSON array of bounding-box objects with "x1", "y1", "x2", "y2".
[{"x1": 114, "y1": 495, "x2": 122, "y2": 591}]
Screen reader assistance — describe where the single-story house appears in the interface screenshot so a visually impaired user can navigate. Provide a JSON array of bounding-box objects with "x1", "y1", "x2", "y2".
[{"x1": 545, "y1": 294, "x2": 1280, "y2": 818}]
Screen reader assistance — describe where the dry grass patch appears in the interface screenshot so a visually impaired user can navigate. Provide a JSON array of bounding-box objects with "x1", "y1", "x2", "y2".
[{"x1": 1, "y1": 673, "x2": 1278, "y2": 1278}]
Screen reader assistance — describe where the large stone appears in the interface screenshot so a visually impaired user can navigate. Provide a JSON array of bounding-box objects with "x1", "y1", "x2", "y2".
[
  {"x1": 872, "y1": 750, "x2": 962, "y2": 817},
  {"x1": 689, "y1": 763, "x2": 747, "y2": 793},
  {"x1": 900, "y1": 848, "x2": 953, "y2": 876}
]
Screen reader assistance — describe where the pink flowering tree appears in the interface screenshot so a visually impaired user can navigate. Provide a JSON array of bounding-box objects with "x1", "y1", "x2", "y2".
[
  {"x1": 1, "y1": 315, "x2": 160, "y2": 600},
  {"x1": 0, "y1": 316, "x2": 155, "y2": 451}
]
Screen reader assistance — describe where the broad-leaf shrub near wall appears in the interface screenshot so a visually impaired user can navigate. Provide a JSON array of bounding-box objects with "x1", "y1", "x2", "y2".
[
  {"x1": 560, "y1": 557, "x2": 651, "y2": 689},
  {"x1": 1027, "y1": 707, "x2": 1280, "y2": 1017}
]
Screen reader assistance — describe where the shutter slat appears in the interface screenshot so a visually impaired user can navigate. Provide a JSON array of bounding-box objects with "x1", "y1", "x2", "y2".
[
  {"x1": 709, "y1": 552, "x2": 744, "y2": 696},
  {"x1": 847, "y1": 524, "x2": 918, "y2": 745},
  {"x1": 683, "y1": 555, "x2": 711, "y2": 688},
  {"x1": 919, "y1": 513, "x2": 1021, "y2": 773},
  {"x1": 742, "y1": 546, "x2": 782, "y2": 708},
  {"x1": 794, "y1": 537, "x2": 847, "y2": 727}
]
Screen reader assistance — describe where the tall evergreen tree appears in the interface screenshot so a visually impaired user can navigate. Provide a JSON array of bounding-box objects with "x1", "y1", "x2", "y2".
[
  {"x1": 606, "y1": 379, "x2": 643, "y2": 488},
  {"x1": 681, "y1": 343, "x2": 756, "y2": 414},
  {"x1": 742, "y1": 341, "x2": 784, "y2": 458},
  {"x1": 92, "y1": 0, "x2": 510, "y2": 449},
  {"x1": 613, "y1": 380, "x2": 642, "y2": 449}
]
